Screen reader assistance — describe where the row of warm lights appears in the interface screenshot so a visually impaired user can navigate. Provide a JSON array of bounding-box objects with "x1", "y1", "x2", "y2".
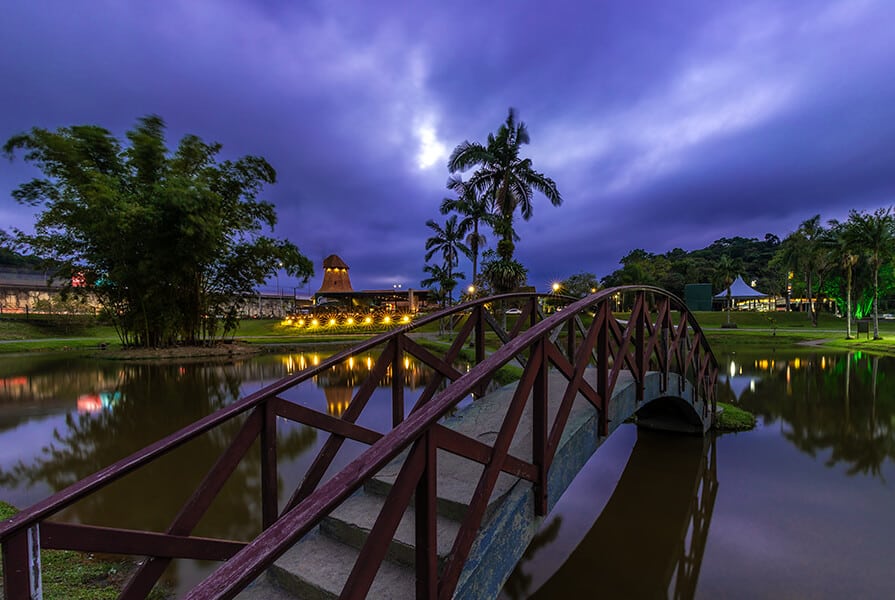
[{"x1": 281, "y1": 315, "x2": 412, "y2": 327}]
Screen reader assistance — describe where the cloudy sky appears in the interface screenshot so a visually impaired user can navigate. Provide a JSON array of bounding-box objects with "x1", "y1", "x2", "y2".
[{"x1": 3, "y1": 0, "x2": 895, "y2": 294}]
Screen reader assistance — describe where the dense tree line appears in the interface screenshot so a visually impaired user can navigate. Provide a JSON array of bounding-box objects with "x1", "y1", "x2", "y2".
[
  {"x1": 601, "y1": 209, "x2": 895, "y2": 338},
  {"x1": 602, "y1": 235, "x2": 782, "y2": 298}
]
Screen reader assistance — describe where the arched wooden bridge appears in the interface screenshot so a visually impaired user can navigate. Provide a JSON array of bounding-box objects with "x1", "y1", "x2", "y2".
[{"x1": 0, "y1": 286, "x2": 719, "y2": 599}]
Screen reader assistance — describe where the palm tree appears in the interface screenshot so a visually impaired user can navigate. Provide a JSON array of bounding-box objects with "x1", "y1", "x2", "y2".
[
  {"x1": 827, "y1": 219, "x2": 861, "y2": 339},
  {"x1": 847, "y1": 207, "x2": 895, "y2": 339},
  {"x1": 440, "y1": 175, "x2": 496, "y2": 287},
  {"x1": 775, "y1": 215, "x2": 826, "y2": 325},
  {"x1": 424, "y1": 215, "x2": 470, "y2": 306},
  {"x1": 421, "y1": 263, "x2": 464, "y2": 309},
  {"x1": 448, "y1": 108, "x2": 562, "y2": 260},
  {"x1": 714, "y1": 254, "x2": 738, "y2": 326}
]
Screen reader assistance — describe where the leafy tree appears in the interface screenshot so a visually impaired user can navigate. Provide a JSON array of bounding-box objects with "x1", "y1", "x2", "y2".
[
  {"x1": 847, "y1": 207, "x2": 895, "y2": 339},
  {"x1": 560, "y1": 272, "x2": 601, "y2": 298},
  {"x1": 424, "y1": 215, "x2": 469, "y2": 306},
  {"x1": 4, "y1": 115, "x2": 313, "y2": 347},
  {"x1": 448, "y1": 108, "x2": 561, "y2": 261}
]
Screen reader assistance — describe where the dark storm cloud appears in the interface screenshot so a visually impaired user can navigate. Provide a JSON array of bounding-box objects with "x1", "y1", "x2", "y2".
[{"x1": 3, "y1": 0, "x2": 895, "y2": 293}]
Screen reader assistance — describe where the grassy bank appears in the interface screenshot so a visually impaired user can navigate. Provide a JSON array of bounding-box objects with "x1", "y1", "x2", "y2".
[
  {"x1": 4, "y1": 309, "x2": 895, "y2": 357},
  {"x1": 0, "y1": 502, "x2": 167, "y2": 599},
  {"x1": 715, "y1": 401, "x2": 757, "y2": 432}
]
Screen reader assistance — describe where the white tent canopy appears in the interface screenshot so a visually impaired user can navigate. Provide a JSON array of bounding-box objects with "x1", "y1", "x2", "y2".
[{"x1": 714, "y1": 276, "x2": 767, "y2": 299}]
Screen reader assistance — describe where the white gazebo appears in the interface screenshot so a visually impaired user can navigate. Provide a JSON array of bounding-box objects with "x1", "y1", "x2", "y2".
[{"x1": 714, "y1": 276, "x2": 770, "y2": 311}]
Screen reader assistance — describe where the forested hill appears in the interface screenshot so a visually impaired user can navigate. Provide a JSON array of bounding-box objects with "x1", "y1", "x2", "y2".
[{"x1": 601, "y1": 235, "x2": 782, "y2": 298}]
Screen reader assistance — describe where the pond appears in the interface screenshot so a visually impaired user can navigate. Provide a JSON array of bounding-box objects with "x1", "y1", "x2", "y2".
[
  {"x1": 0, "y1": 350, "x2": 438, "y2": 596},
  {"x1": 1, "y1": 350, "x2": 893, "y2": 598},
  {"x1": 503, "y1": 350, "x2": 895, "y2": 598}
]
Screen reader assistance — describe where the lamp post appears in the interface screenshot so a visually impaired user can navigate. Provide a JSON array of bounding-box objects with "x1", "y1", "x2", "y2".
[{"x1": 276, "y1": 261, "x2": 283, "y2": 317}]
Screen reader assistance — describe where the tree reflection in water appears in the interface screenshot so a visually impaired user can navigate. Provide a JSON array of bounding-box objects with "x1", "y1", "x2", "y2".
[
  {"x1": 0, "y1": 351, "x2": 435, "y2": 592},
  {"x1": 0, "y1": 360, "x2": 316, "y2": 541},
  {"x1": 722, "y1": 352, "x2": 895, "y2": 478}
]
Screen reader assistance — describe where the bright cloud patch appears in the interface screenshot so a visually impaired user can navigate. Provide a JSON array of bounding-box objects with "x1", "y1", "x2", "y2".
[{"x1": 415, "y1": 123, "x2": 447, "y2": 169}]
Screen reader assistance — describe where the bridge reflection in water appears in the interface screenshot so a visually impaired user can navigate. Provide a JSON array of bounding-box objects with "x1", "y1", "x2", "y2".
[{"x1": 506, "y1": 428, "x2": 718, "y2": 599}]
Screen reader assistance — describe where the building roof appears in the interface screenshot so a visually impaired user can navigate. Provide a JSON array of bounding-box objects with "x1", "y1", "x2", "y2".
[
  {"x1": 714, "y1": 276, "x2": 767, "y2": 299},
  {"x1": 322, "y1": 255, "x2": 349, "y2": 270}
]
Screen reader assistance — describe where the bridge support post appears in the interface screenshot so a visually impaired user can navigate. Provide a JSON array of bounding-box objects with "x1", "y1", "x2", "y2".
[
  {"x1": 533, "y1": 340, "x2": 548, "y2": 516},
  {"x1": 597, "y1": 303, "x2": 609, "y2": 436},
  {"x1": 392, "y1": 336, "x2": 404, "y2": 426},
  {"x1": 635, "y1": 293, "x2": 645, "y2": 404},
  {"x1": 261, "y1": 399, "x2": 278, "y2": 530},
  {"x1": 1, "y1": 525, "x2": 42, "y2": 600},
  {"x1": 415, "y1": 430, "x2": 438, "y2": 599}
]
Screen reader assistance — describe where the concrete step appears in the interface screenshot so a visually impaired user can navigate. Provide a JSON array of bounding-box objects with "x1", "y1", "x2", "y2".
[
  {"x1": 252, "y1": 370, "x2": 612, "y2": 599},
  {"x1": 236, "y1": 574, "x2": 302, "y2": 600},
  {"x1": 267, "y1": 529, "x2": 416, "y2": 600},
  {"x1": 321, "y1": 489, "x2": 460, "y2": 570}
]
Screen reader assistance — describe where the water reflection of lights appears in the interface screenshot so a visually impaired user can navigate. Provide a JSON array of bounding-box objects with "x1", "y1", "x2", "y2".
[
  {"x1": 0, "y1": 376, "x2": 28, "y2": 388},
  {"x1": 724, "y1": 359, "x2": 759, "y2": 400},
  {"x1": 77, "y1": 391, "x2": 123, "y2": 413}
]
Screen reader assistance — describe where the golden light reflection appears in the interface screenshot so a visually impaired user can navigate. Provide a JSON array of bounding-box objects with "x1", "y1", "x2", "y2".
[
  {"x1": 348, "y1": 356, "x2": 355, "y2": 370},
  {"x1": 312, "y1": 354, "x2": 320, "y2": 366},
  {"x1": 366, "y1": 356, "x2": 373, "y2": 370}
]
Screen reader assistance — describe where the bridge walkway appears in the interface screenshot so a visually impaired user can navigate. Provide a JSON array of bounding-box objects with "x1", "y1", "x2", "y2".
[{"x1": 242, "y1": 367, "x2": 695, "y2": 599}]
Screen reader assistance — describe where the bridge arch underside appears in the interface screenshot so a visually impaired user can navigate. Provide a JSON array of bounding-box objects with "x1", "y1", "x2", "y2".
[
  {"x1": 608, "y1": 371, "x2": 711, "y2": 437},
  {"x1": 454, "y1": 370, "x2": 713, "y2": 599}
]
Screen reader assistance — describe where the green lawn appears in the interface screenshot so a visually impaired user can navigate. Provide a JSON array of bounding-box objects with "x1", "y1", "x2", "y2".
[
  {"x1": 0, "y1": 502, "x2": 168, "y2": 599},
  {"x1": 4, "y1": 309, "x2": 895, "y2": 356}
]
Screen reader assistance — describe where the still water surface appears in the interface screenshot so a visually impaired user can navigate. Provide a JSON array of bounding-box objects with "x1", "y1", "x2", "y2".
[
  {"x1": 504, "y1": 350, "x2": 895, "y2": 598},
  {"x1": 1, "y1": 350, "x2": 893, "y2": 598}
]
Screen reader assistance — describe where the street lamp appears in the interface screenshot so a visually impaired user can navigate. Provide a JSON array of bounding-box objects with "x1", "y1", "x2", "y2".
[
  {"x1": 552, "y1": 282, "x2": 560, "y2": 293},
  {"x1": 276, "y1": 261, "x2": 283, "y2": 317}
]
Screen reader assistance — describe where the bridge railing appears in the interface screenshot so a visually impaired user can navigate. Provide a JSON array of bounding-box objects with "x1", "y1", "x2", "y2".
[{"x1": 0, "y1": 286, "x2": 718, "y2": 599}]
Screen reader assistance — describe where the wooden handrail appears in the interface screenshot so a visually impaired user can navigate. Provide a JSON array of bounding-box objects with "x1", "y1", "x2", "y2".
[{"x1": 0, "y1": 287, "x2": 719, "y2": 600}]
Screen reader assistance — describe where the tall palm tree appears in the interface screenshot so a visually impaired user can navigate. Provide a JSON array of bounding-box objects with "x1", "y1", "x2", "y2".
[
  {"x1": 448, "y1": 108, "x2": 562, "y2": 260},
  {"x1": 775, "y1": 215, "x2": 825, "y2": 325},
  {"x1": 847, "y1": 207, "x2": 895, "y2": 339},
  {"x1": 440, "y1": 175, "x2": 496, "y2": 287},
  {"x1": 827, "y1": 219, "x2": 861, "y2": 339},
  {"x1": 424, "y1": 215, "x2": 470, "y2": 306}
]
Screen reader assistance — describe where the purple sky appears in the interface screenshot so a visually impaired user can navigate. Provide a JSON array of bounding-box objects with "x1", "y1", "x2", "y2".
[{"x1": 3, "y1": 0, "x2": 895, "y2": 295}]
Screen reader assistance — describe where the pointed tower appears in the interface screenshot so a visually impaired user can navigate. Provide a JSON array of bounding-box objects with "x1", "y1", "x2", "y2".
[{"x1": 317, "y1": 255, "x2": 353, "y2": 293}]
